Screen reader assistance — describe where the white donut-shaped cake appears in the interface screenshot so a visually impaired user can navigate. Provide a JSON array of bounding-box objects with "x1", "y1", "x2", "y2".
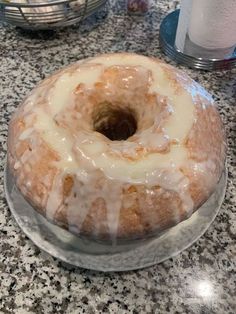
[{"x1": 8, "y1": 53, "x2": 226, "y2": 241}]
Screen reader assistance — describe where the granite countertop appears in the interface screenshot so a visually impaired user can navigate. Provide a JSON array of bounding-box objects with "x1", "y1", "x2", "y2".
[{"x1": 0, "y1": 0, "x2": 235, "y2": 313}]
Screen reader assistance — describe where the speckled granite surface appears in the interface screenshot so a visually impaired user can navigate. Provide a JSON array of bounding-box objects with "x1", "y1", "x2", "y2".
[{"x1": 0, "y1": 0, "x2": 235, "y2": 313}]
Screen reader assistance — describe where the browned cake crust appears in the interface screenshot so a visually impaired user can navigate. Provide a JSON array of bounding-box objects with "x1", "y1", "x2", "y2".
[{"x1": 7, "y1": 53, "x2": 226, "y2": 241}]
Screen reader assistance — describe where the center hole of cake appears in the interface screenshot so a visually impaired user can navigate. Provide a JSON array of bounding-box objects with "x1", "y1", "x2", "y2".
[{"x1": 93, "y1": 102, "x2": 137, "y2": 141}]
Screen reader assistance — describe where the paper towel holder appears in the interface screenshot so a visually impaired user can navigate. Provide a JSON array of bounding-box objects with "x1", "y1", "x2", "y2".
[{"x1": 159, "y1": 10, "x2": 236, "y2": 71}]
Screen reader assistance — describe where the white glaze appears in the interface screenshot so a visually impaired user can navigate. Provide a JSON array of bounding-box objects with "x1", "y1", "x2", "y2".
[
  {"x1": 15, "y1": 54, "x2": 215, "y2": 239},
  {"x1": 48, "y1": 65, "x2": 103, "y2": 116},
  {"x1": 86, "y1": 54, "x2": 196, "y2": 142},
  {"x1": 46, "y1": 173, "x2": 63, "y2": 221},
  {"x1": 66, "y1": 171, "x2": 123, "y2": 242},
  {"x1": 26, "y1": 55, "x2": 196, "y2": 179},
  {"x1": 19, "y1": 127, "x2": 34, "y2": 141}
]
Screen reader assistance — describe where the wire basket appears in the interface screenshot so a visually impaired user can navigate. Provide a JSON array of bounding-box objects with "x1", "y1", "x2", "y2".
[{"x1": 0, "y1": 0, "x2": 107, "y2": 29}]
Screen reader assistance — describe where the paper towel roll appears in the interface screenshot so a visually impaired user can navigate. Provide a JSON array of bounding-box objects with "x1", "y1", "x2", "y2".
[
  {"x1": 188, "y1": 0, "x2": 236, "y2": 50},
  {"x1": 175, "y1": 0, "x2": 193, "y2": 52}
]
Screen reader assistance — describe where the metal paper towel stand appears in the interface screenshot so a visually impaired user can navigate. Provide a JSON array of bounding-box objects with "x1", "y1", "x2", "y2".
[{"x1": 159, "y1": 10, "x2": 236, "y2": 71}]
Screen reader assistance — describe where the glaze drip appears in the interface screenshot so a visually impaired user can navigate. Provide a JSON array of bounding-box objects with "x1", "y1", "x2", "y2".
[{"x1": 9, "y1": 53, "x2": 224, "y2": 241}]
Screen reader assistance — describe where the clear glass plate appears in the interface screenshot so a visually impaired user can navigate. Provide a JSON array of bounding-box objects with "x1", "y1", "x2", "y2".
[{"x1": 4, "y1": 164, "x2": 227, "y2": 272}]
